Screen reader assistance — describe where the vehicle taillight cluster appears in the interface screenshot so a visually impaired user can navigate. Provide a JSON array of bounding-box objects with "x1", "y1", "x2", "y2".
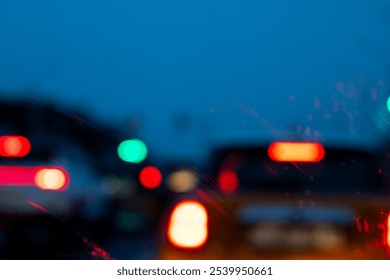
[{"x1": 0, "y1": 135, "x2": 69, "y2": 191}]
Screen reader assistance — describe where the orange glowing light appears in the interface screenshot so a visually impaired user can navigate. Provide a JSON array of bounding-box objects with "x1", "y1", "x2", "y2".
[
  {"x1": 268, "y1": 142, "x2": 325, "y2": 162},
  {"x1": 167, "y1": 200, "x2": 208, "y2": 249},
  {"x1": 0, "y1": 136, "x2": 31, "y2": 157},
  {"x1": 166, "y1": 169, "x2": 198, "y2": 193},
  {"x1": 34, "y1": 168, "x2": 69, "y2": 191}
]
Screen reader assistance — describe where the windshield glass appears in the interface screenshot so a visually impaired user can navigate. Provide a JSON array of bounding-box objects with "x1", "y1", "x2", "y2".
[{"x1": 1, "y1": 0, "x2": 390, "y2": 260}]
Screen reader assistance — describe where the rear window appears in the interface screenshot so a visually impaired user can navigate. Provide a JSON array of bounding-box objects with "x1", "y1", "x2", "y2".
[{"x1": 210, "y1": 146, "x2": 383, "y2": 195}]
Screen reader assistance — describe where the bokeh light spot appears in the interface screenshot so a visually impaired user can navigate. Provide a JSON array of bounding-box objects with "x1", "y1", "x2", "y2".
[
  {"x1": 387, "y1": 96, "x2": 390, "y2": 113},
  {"x1": 168, "y1": 200, "x2": 208, "y2": 249},
  {"x1": 34, "y1": 168, "x2": 68, "y2": 190},
  {"x1": 0, "y1": 136, "x2": 31, "y2": 157},
  {"x1": 139, "y1": 166, "x2": 162, "y2": 189},
  {"x1": 118, "y1": 139, "x2": 147, "y2": 163},
  {"x1": 268, "y1": 142, "x2": 325, "y2": 162},
  {"x1": 218, "y1": 170, "x2": 239, "y2": 193},
  {"x1": 167, "y1": 169, "x2": 198, "y2": 193}
]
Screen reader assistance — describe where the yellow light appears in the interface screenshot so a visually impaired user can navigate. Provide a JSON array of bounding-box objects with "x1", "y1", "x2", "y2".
[
  {"x1": 166, "y1": 169, "x2": 198, "y2": 193},
  {"x1": 167, "y1": 201, "x2": 208, "y2": 249}
]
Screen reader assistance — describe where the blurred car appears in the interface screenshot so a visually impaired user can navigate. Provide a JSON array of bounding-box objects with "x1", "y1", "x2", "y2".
[
  {"x1": 0, "y1": 190, "x2": 111, "y2": 259},
  {"x1": 0, "y1": 99, "x2": 154, "y2": 240},
  {"x1": 158, "y1": 137, "x2": 390, "y2": 259},
  {"x1": 0, "y1": 134, "x2": 117, "y2": 238}
]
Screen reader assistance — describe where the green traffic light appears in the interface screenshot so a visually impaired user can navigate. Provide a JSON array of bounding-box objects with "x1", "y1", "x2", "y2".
[
  {"x1": 118, "y1": 139, "x2": 148, "y2": 163},
  {"x1": 387, "y1": 96, "x2": 390, "y2": 112}
]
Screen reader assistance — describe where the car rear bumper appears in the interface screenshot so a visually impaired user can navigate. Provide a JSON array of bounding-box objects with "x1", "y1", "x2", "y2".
[{"x1": 159, "y1": 243, "x2": 390, "y2": 260}]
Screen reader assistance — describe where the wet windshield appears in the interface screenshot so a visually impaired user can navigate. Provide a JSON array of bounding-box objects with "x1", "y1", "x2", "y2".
[{"x1": 1, "y1": 0, "x2": 390, "y2": 260}]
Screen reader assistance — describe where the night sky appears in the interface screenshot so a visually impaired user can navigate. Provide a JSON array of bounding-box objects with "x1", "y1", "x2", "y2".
[{"x1": 1, "y1": 0, "x2": 390, "y2": 161}]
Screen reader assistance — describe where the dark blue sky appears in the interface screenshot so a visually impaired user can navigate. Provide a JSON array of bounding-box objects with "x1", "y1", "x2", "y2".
[{"x1": 0, "y1": 0, "x2": 389, "y2": 161}]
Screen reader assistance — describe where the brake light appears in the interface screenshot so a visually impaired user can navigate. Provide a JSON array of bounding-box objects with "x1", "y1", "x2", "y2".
[
  {"x1": 34, "y1": 168, "x2": 69, "y2": 190},
  {"x1": 167, "y1": 200, "x2": 208, "y2": 249},
  {"x1": 268, "y1": 142, "x2": 325, "y2": 162},
  {"x1": 387, "y1": 213, "x2": 390, "y2": 248},
  {"x1": 218, "y1": 170, "x2": 239, "y2": 193},
  {"x1": 0, "y1": 166, "x2": 69, "y2": 191},
  {"x1": 0, "y1": 136, "x2": 31, "y2": 157},
  {"x1": 139, "y1": 166, "x2": 162, "y2": 189}
]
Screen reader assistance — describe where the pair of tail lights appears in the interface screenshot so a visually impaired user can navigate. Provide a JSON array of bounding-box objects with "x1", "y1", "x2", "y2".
[{"x1": 0, "y1": 135, "x2": 68, "y2": 191}]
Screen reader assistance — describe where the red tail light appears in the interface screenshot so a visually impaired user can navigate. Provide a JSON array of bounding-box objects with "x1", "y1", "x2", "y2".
[
  {"x1": 0, "y1": 166, "x2": 37, "y2": 186},
  {"x1": 139, "y1": 166, "x2": 162, "y2": 189},
  {"x1": 34, "y1": 168, "x2": 69, "y2": 191},
  {"x1": 387, "y1": 213, "x2": 390, "y2": 249},
  {"x1": 0, "y1": 136, "x2": 31, "y2": 157},
  {"x1": 167, "y1": 200, "x2": 208, "y2": 249},
  {"x1": 268, "y1": 142, "x2": 325, "y2": 163},
  {"x1": 218, "y1": 170, "x2": 239, "y2": 193},
  {"x1": 0, "y1": 166, "x2": 69, "y2": 191}
]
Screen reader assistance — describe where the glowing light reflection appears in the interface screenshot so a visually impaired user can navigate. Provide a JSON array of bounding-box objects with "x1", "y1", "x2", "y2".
[
  {"x1": 117, "y1": 139, "x2": 147, "y2": 163},
  {"x1": 139, "y1": 166, "x2": 162, "y2": 189},
  {"x1": 387, "y1": 213, "x2": 390, "y2": 248},
  {"x1": 0, "y1": 136, "x2": 31, "y2": 157},
  {"x1": 34, "y1": 168, "x2": 68, "y2": 190},
  {"x1": 218, "y1": 170, "x2": 239, "y2": 193},
  {"x1": 168, "y1": 201, "x2": 208, "y2": 249},
  {"x1": 167, "y1": 169, "x2": 198, "y2": 193},
  {"x1": 268, "y1": 142, "x2": 325, "y2": 162}
]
